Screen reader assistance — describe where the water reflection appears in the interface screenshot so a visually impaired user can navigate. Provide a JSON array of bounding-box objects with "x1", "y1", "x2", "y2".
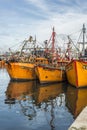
[
  {"x1": 5, "y1": 81, "x2": 37, "y2": 104},
  {"x1": 35, "y1": 83, "x2": 65, "y2": 130},
  {"x1": 5, "y1": 81, "x2": 66, "y2": 130},
  {"x1": 35, "y1": 83, "x2": 65, "y2": 105},
  {"x1": 5, "y1": 81, "x2": 87, "y2": 128},
  {"x1": 66, "y1": 84, "x2": 87, "y2": 118},
  {"x1": 5, "y1": 81, "x2": 38, "y2": 120}
]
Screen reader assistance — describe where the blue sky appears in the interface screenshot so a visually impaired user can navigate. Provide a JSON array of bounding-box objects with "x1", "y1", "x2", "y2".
[{"x1": 0, "y1": 0, "x2": 87, "y2": 52}]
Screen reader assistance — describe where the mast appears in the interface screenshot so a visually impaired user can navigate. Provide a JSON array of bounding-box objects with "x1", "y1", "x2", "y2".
[
  {"x1": 66, "y1": 36, "x2": 72, "y2": 60},
  {"x1": 44, "y1": 27, "x2": 56, "y2": 61},
  {"x1": 82, "y1": 24, "x2": 86, "y2": 55},
  {"x1": 51, "y1": 27, "x2": 55, "y2": 54}
]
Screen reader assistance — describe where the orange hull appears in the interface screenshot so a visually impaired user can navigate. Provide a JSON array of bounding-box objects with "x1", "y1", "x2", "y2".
[
  {"x1": 35, "y1": 65, "x2": 66, "y2": 84},
  {"x1": 66, "y1": 60, "x2": 87, "y2": 88},
  {"x1": 6, "y1": 62, "x2": 36, "y2": 81},
  {"x1": 5, "y1": 57, "x2": 49, "y2": 81}
]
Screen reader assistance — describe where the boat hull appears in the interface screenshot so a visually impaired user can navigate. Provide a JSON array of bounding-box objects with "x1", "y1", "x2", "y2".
[
  {"x1": 6, "y1": 62, "x2": 36, "y2": 81},
  {"x1": 66, "y1": 60, "x2": 87, "y2": 88},
  {"x1": 35, "y1": 65, "x2": 66, "y2": 84}
]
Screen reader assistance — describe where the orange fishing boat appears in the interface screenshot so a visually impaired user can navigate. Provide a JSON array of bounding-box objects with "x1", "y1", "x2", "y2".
[
  {"x1": 35, "y1": 27, "x2": 68, "y2": 84},
  {"x1": 66, "y1": 24, "x2": 87, "y2": 88},
  {"x1": 35, "y1": 65, "x2": 66, "y2": 84},
  {"x1": 6, "y1": 62, "x2": 36, "y2": 81},
  {"x1": 6, "y1": 57, "x2": 48, "y2": 81},
  {"x1": 66, "y1": 84, "x2": 87, "y2": 118},
  {"x1": 5, "y1": 36, "x2": 48, "y2": 81}
]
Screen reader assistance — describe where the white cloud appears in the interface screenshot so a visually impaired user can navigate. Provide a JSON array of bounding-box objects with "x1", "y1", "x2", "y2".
[
  {"x1": 0, "y1": 0, "x2": 87, "y2": 52},
  {"x1": 25, "y1": 0, "x2": 48, "y2": 11}
]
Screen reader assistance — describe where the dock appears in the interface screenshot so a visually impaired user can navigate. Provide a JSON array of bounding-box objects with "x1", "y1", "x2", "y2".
[{"x1": 68, "y1": 106, "x2": 87, "y2": 130}]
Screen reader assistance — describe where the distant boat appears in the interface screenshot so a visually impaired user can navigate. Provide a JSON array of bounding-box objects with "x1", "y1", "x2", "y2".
[
  {"x1": 66, "y1": 24, "x2": 87, "y2": 88},
  {"x1": 0, "y1": 59, "x2": 5, "y2": 68}
]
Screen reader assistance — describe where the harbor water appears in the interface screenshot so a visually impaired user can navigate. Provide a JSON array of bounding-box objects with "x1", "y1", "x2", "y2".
[{"x1": 0, "y1": 68, "x2": 87, "y2": 130}]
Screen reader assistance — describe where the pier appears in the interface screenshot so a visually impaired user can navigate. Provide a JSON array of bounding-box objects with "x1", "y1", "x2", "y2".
[{"x1": 68, "y1": 106, "x2": 87, "y2": 130}]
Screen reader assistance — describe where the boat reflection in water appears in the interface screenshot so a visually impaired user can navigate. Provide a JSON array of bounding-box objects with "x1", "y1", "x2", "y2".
[
  {"x1": 34, "y1": 83, "x2": 66, "y2": 129},
  {"x1": 5, "y1": 81, "x2": 37, "y2": 104},
  {"x1": 5, "y1": 81, "x2": 66, "y2": 129},
  {"x1": 35, "y1": 83, "x2": 65, "y2": 106},
  {"x1": 65, "y1": 84, "x2": 87, "y2": 118}
]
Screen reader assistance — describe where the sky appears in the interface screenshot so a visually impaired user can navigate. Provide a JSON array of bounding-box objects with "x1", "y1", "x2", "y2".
[{"x1": 0, "y1": 0, "x2": 87, "y2": 52}]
